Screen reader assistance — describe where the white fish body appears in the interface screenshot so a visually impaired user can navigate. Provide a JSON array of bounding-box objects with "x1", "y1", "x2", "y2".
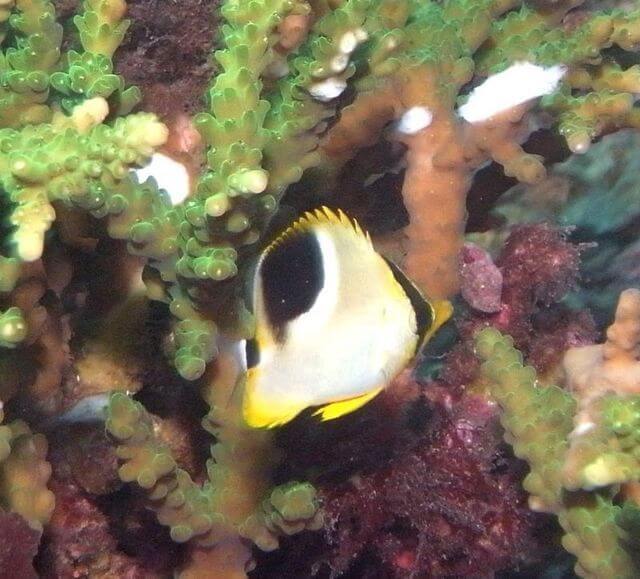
[{"x1": 243, "y1": 207, "x2": 450, "y2": 428}]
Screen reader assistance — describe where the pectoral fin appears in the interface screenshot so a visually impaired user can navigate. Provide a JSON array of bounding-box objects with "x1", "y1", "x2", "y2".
[{"x1": 313, "y1": 387, "x2": 383, "y2": 422}]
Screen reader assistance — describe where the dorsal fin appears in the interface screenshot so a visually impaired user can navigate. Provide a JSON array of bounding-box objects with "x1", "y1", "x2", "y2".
[{"x1": 265, "y1": 206, "x2": 371, "y2": 255}]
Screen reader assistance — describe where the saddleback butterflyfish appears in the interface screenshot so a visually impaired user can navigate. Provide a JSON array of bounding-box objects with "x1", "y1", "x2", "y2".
[{"x1": 242, "y1": 207, "x2": 452, "y2": 429}]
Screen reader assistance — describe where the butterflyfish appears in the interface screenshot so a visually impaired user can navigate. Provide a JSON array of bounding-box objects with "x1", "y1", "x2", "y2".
[{"x1": 242, "y1": 207, "x2": 452, "y2": 429}]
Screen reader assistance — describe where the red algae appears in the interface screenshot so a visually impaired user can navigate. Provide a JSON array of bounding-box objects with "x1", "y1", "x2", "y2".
[
  {"x1": 459, "y1": 243, "x2": 504, "y2": 314},
  {"x1": 259, "y1": 378, "x2": 555, "y2": 578},
  {"x1": 0, "y1": 513, "x2": 40, "y2": 579},
  {"x1": 38, "y1": 479, "x2": 181, "y2": 578},
  {"x1": 459, "y1": 224, "x2": 596, "y2": 374},
  {"x1": 255, "y1": 223, "x2": 598, "y2": 577}
]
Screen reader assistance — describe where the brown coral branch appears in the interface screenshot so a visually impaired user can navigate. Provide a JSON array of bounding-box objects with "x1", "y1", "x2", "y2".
[
  {"x1": 564, "y1": 288, "x2": 640, "y2": 414},
  {"x1": 398, "y1": 110, "x2": 470, "y2": 299},
  {"x1": 322, "y1": 66, "x2": 549, "y2": 299}
]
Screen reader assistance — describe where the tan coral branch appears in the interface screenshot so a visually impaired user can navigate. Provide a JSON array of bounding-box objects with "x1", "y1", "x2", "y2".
[{"x1": 564, "y1": 288, "x2": 640, "y2": 414}]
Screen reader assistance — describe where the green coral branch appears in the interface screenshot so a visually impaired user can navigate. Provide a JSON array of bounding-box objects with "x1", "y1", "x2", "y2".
[
  {"x1": 176, "y1": 0, "x2": 375, "y2": 291},
  {"x1": 74, "y1": 0, "x2": 130, "y2": 58},
  {"x1": 0, "y1": 306, "x2": 27, "y2": 348},
  {"x1": 0, "y1": 0, "x2": 62, "y2": 127},
  {"x1": 263, "y1": 0, "x2": 372, "y2": 194},
  {"x1": 564, "y1": 395, "x2": 640, "y2": 491},
  {"x1": 50, "y1": 50, "x2": 141, "y2": 115},
  {"x1": 1, "y1": 101, "x2": 168, "y2": 261},
  {"x1": 543, "y1": 88, "x2": 640, "y2": 154},
  {"x1": 560, "y1": 491, "x2": 637, "y2": 579},
  {"x1": 476, "y1": 6, "x2": 614, "y2": 73},
  {"x1": 187, "y1": 0, "x2": 305, "y2": 280},
  {"x1": 0, "y1": 0, "x2": 139, "y2": 124},
  {"x1": 167, "y1": 292, "x2": 218, "y2": 381},
  {"x1": 106, "y1": 392, "x2": 321, "y2": 550},
  {"x1": 475, "y1": 327, "x2": 575, "y2": 512},
  {"x1": 63, "y1": 0, "x2": 140, "y2": 113},
  {"x1": 0, "y1": 256, "x2": 20, "y2": 293},
  {"x1": 473, "y1": 4, "x2": 640, "y2": 152},
  {"x1": 0, "y1": 404, "x2": 54, "y2": 530},
  {"x1": 475, "y1": 327, "x2": 640, "y2": 578}
]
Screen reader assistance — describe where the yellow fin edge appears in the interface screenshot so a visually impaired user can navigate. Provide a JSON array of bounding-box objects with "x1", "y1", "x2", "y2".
[
  {"x1": 421, "y1": 299, "x2": 453, "y2": 348},
  {"x1": 242, "y1": 368, "x2": 305, "y2": 429},
  {"x1": 313, "y1": 386, "x2": 383, "y2": 422},
  {"x1": 265, "y1": 206, "x2": 371, "y2": 255}
]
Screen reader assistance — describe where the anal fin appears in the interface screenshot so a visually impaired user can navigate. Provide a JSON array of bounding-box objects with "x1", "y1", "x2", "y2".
[{"x1": 313, "y1": 387, "x2": 383, "y2": 422}]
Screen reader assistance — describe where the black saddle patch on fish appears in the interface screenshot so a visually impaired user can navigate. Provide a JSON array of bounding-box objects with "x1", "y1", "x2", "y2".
[
  {"x1": 260, "y1": 230, "x2": 325, "y2": 342},
  {"x1": 246, "y1": 338, "x2": 260, "y2": 368},
  {"x1": 384, "y1": 257, "x2": 433, "y2": 352}
]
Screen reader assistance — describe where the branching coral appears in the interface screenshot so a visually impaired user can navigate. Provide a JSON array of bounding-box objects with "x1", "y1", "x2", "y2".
[
  {"x1": 565, "y1": 288, "x2": 640, "y2": 405},
  {"x1": 3, "y1": 0, "x2": 639, "y2": 384},
  {"x1": 1, "y1": 0, "x2": 165, "y2": 263},
  {"x1": 475, "y1": 327, "x2": 575, "y2": 512},
  {"x1": 106, "y1": 381, "x2": 322, "y2": 576},
  {"x1": 563, "y1": 288, "x2": 640, "y2": 490},
  {"x1": 475, "y1": 289, "x2": 640, "y2": 578},
  {"x1": 0, "y1": 403, "x2": 54, "y2": 531},
  {"x1": 0, "y1": 0, "x2": 167, "y2": 413},
  {"x1": 319, "y1": 0, "x2": 640, "y2": 299}
]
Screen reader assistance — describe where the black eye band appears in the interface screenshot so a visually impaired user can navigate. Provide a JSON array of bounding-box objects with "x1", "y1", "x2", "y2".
[
  {"x1": 245, "y1": 338, "x2": 260, "y2": 369},
  {"x1": 259, "y1": 230, "x2": 325, "y2": 342}
]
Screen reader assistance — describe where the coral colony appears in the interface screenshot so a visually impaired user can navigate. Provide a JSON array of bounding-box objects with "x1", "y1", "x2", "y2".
[{"x1": 1, "y1": 0, "x2": 640, "y2": 577}]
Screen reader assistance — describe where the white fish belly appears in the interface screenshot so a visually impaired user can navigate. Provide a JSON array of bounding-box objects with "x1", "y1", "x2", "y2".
[{"x1": 255, "y1": 297, "x2": 417, "y2": 407}]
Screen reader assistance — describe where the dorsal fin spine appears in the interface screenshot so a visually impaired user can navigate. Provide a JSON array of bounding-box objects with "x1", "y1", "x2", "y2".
[{"x1": 266, "y1": 206, "x2": 371, "y2": 256}]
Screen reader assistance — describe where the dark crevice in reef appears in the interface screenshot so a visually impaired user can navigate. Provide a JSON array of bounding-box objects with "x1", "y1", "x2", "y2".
[{"x1": 54, "y1": 0, "x2": 220, "y2": 120}]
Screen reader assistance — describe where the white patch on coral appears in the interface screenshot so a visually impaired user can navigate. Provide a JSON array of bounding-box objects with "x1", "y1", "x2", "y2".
[
  {"x1": 331, "y1": 54, "x2": 350, "y2": 74},
  {"x1": 133, "y1": 152, "x2": 191, "y2": 205},
  {"x1": 232, "y1": 168, "x2": 269, "y2": 195},
  {"x1": 17, "y1": 230, "x2": 47, "y2": 262},
  {"x1": 567, "y1": 134, "x2": 591, "y2": 154},
  {"x1": 339, "y1": 30, "x2": 359, "y2": 54},
  {"x1": 354, "y1": 28, "x2": 368, "y2": 43},
  {"x1": 459, "y1": 62, "x2": 567, "y2": 123},
  {"x1": 71, "y1": 97, "x2": 110, "y2": 133},
  {"x1": 309, "y1": 77, "x2": 347, "y2": 102},
  {"x1": 396, "y1": 106, "x2": 434, "y2": 135},
  {"x1": 310, "y1": 28, "x2": 368, "y2": 99},
  {"x1": 49, "y1": 393, "x2": 110, "y2": 426},
  {"x1": 572, "y1": 421, "x2": 596, "y2": 437},
  {"x1": 339, "y1": 28, "x2": 367, "y2": 55}
]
